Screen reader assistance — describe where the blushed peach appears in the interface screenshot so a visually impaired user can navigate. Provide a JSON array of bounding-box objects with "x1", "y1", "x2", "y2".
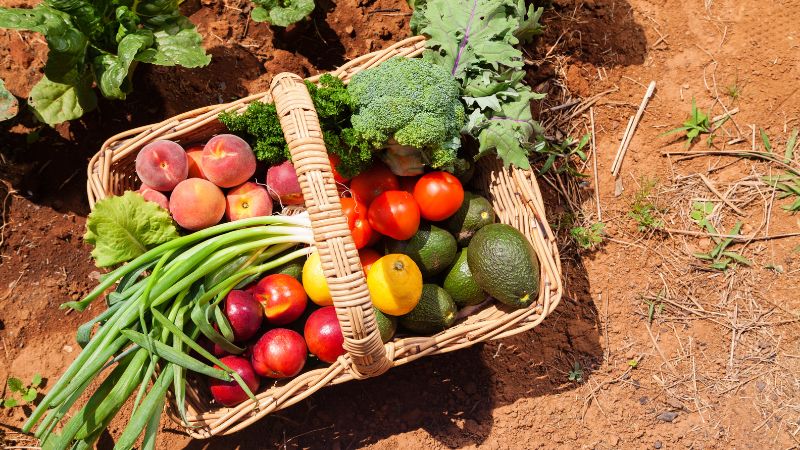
[
  {"x1": 135, "y1": 140, "x2": 188, "y2": 191},
  {"x1": 202, "y1": 134, "x2": 256, "y2": 188},
  {"x1": 169, "y1": 178, "x2": 225, "y2": 230},
  {"x1": 186, "y1": 145, "x2": 208, "y2": 179},
  {"x1": 136, "y1": 184, "x2": 169, "y2": 210},
  {"x1": 266, "y1": 161, "x2": 303, "y2": 206},
  {"x1": 225, "y1": 182, "x2": 273, "y2": 221}
]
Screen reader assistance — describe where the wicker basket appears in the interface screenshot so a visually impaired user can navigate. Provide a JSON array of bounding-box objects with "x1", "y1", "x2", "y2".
[{"x1": 86, "y1": 36, "x2": 562, "y2": 438}]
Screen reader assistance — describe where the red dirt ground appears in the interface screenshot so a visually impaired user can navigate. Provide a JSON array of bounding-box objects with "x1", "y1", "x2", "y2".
[{"x1": 1, "y1": 0, "x2": 799, "y2": 449}]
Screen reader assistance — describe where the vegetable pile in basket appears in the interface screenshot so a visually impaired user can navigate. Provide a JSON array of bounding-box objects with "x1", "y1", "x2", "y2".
[{"x1": 26, "y1": 1, "x2": 548, "y2": 446}]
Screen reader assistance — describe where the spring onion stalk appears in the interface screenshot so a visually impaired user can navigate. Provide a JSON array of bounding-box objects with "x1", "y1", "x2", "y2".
[{"x1": 24, "y1": 215, "x2": 315, "y2": 448}]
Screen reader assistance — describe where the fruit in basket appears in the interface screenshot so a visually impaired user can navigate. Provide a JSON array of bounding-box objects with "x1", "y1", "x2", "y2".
[
  {"x1": 136, "y1": 185, "x2": 169, "y2": 210},
  {"x1": 368, "y1": 191, "x2": 420, "y2": 240},
  {"x1": 385, "y1": 223, "x2": 457, "y2": 278},
  {"x1": 358, "y1": 248, "x2": 382, "y2": 277},
  {"x1": 304, "y1": 306, "x2": 346, "y2": 363},
  {"x1": 367, "y1": 254, "x2": 423, "y2": 315},
  {"x1": 350, "y1": 162, "x2": 399, "y2": 206},
  {"x1": 266, "y1": 259, "x2": 304, "y2": 280},
  {"x1": 169, "y1": 178, "x2": 226, "y2": 230},
  {"x1": 443, "y1": 248, "x2": 486, "y2": 307},
  {"x1": 225, "y1": 182, "x2": 273, "y2": 221},
  {"x1": 266, "y1": 160, "x2": 304, "y2": 206},
  {"x1": 373, "y1": 307, "x2": 397, "y2": 343},
  {"x1": 329, "y1": 154, "x2": 350, "y2": 184},
  {"x1": 341, "y1": 197, "x2": 374, "y2": 249},
  {"x1": 225, "y1": 290, "x2": 264, "y2": 342},
  {"x1": 185, "y1": 145, "x2": 208, "y2": 179},
  {"x1": 468, "y1": 224, "x2": 540, "y2": 309},
  {"x1": 251, "y1": 328, "x2": 307, "y2": 378},
  {"x1": 209, "y1": 356, "x2": 261, "y2": 407},
  {"x1": 202, "y1": 134, "x2": 257, "y2": 188},
  {"x1": 442, "y1": 192, "x2": 495, "y2": 246},
  {"x1": 135, "y1": 140, "x2": 189, "y2": 191},
  {"x1": 302, "y1": 250, "x2": 332, "y2": 306},
  {"x1": 413, "y1": 171, "x2": 464, "y2": 221},
  {"x1": 253, "y1": 274, "x2": 308, "y2": 325},
  {"x1": 399, "y1": 284, "x2": 457, "y2": 335}
]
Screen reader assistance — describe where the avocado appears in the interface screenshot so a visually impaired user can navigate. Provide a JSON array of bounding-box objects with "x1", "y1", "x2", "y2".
[
  {"x1": 267, "y1": 259, "x2": 303, "y2": 280},
  {"x1": 467, "y1": 223, "x2": 540, "y2": 309},
  {"x1": 384, "y1": 224, "x2": 457, "y2": 278},
  {"x1": 442, "y1": 192, "x2": 495, "y2": 246},
  {"x1": 399, "y1": 284, "x2": 457, "y2": 335},
  {"x1": 373, "y1": 307, "x2": 397, "y2": 343},
  {"x1": 442, "y1": 248, "x2": 486, "y2": 307}
]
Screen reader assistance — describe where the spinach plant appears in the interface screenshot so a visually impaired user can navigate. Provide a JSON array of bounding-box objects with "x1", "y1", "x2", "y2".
[{"x1": 0, "y1": 0, "x2": 211, "y2": 125}]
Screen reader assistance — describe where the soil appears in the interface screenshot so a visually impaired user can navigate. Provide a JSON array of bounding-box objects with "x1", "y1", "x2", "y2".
[{"x1": 2, "y1": 0, "x2": 799, "y2": 449}]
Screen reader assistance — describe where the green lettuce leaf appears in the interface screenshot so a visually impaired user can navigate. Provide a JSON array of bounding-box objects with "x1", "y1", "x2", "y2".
[
  {"x1": 29, "y1": 70, "x2": 97, "y2": 125},
  {"x1": 251, "y1": 0, "x2": 315, "y2": 27},
  {"x1": 0, "y1": 78, "x2": 18, "y2": 121},
  {"x1": 84, "y1": 191, "x2": 179, "y2": 267},
  {"x1": 514, "y1": 1, "x2": 544, "y2": 43}
]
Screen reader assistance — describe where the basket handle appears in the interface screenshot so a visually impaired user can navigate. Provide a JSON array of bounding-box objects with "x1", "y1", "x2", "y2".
[{"x1": 270, "y1": 73, "x2": 391, "y2": 379}]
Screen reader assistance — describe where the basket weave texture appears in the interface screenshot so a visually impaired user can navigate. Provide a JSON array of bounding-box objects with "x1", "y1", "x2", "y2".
[{"x1": 87, "y1": 36, "x2": 562, "y2": 438}]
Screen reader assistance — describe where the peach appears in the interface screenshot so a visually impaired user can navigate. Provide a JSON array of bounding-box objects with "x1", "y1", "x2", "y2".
[
  {"x1": 136, "y1": 184, "x2": 169, "y2": 210},
  {"x1": 169, "y1": 178, "x2": 226, "y2": 231},
  {"x1": 266, "y1": 161, "x2": 303, "y2": 206},
  {"x1": 202, "y1": 134, "x2": 256, "y2": 188},
  {"x1": 186, "y1": 145, "x2": 208, "y2": 179},
  {"x1": 225, "y1": 182, "x2": 273, "y2": 221},
  {"x1": 135, "y1": 140, "x2": 188, "y2": 191}
]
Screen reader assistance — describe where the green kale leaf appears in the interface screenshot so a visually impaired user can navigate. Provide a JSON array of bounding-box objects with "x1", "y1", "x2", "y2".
[{"x1": 251, "y1": 0, "x2": 315, "y2": 27}]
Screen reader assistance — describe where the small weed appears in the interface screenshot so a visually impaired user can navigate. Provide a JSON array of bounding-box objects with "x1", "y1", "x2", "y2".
[
  {"x1": 690, "y1": 201, "x2": 752, "y2": 271},
  {"x1": 644, "y1": 291, "x2": 664, "y2": 323},
  {"x1": 2, "y1": 374, "x2": 42, "y2": 408},
  {"x1": 764, "y1": 263, "x2": 784, "y2": 273},
  {"x1": 662, "y1": 99, "x2": 728, "y2": 146},
  {"x1": 534, "y1": 133, "x2": 591, "y2": 177},
  {"x1": 725, "y1": 81, "x2": 741, "y2": 100},
  {"x1": 568, "y1": 361, "x2": 583, "y2": 382},
  {"x1": 570, "y1": 222, "x2": 605, "y2": 250},
  {"x1": 629, "y1": 177, "x2": 665, "y2": 231},
  {"x1": 627, "y1": 359, "x2": 639, "y2": 368},
  {"x1": 761, "y1": 128, "x2": 800, "y2": 213}
]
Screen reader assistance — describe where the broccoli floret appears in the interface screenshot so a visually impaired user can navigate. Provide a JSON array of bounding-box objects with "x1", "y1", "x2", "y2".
[{"x1": 347, "y1": 57, "x2": 466, "y2": 169}]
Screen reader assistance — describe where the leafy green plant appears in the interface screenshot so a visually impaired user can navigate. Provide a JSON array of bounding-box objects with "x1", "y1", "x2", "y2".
[
  {"x1": 250, "y1": 0, "x2": 315, "y2": 27},
  {"x1": 411, "y1": 0, "x2": 546, "y2": 168},
  {"x1": 662, "y1": 99, "x2": 725, "y2": 146},
  {"x1": 689, "y1": 201, "x2": 751, "y2": 271},
  {"x1": 629, "y1": 177, "x2": 664, "y2": 231},
  {"x1": 0, "y1": 0, "x2": 211, "y2": 125},
  {"x1": 570, "y1": 222, "x2": 605, "y2": 250},
  {"x1": 568, "y1": 361, "x2": 583, "y2": 382},
  {"x1": 0, "y1": 77, "x2": 18, "y2": 121},
  {"x1": 763, "y1": 173, "x2": 800, "y2": 213},
  {"x1": 535, "y1": 133, "x2": 590, "y2": 177},
  {"x1": 2, "y1": 374, "x2": 42, "y2": 408}
]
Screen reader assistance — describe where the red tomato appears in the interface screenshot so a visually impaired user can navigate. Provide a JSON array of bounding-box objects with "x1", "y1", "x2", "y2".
[
  {"x1": 413, "y1": 171, "x2": 465, "y2": 221},
  {"x1": 398, "y1": 176, "x2": 419, "y2": 194},
  {"x1": 359, "y1": 248, "x2": 382, "y2": 277},
  {"x1": 340, "y1": 197, "x2": 367, "y2": 228},
  {"x1": 252, "y1": 274, "x2": 308, "y2": 325},
  {"x1": 350, "y1": 163, "x2": 399, "y2": 206},
  {"x1": 351, "y1": 217, "x2": 374, "y2": 249},
  {"x1": 329, "y1": 154, "x2": 350, "y2": 184},
  {"x1": 368, "y1": 191, "x2": 420, "y2": 240}
]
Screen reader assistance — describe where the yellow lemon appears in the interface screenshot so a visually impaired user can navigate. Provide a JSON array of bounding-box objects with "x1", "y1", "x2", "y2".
[
  {"x1": 302, "y1": 250, "x2": 333, "y2": 306},
  {"x1": 367, "y1": 254, "x2": 423, "y2": 316}
]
